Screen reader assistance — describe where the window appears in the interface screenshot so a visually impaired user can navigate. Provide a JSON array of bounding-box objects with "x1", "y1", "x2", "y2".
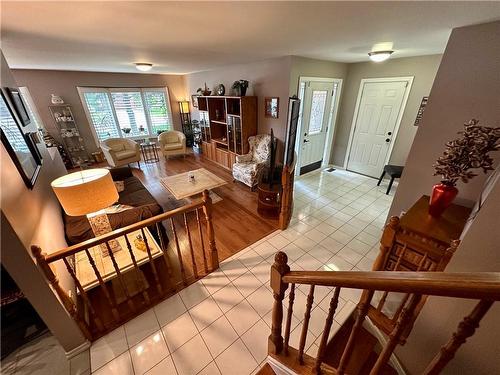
[
  {"x1": 308, "y1": 90, "x2": 328, "y2": 134},
  {"x1": 78, "y1": 87, "x2": 173, "y2": 144},
  {"x1": 18, "y1": 87, "x2": 45, "y2": 130}
]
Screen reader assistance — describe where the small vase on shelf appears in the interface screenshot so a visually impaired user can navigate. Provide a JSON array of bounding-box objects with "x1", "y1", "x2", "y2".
[{"x1": 429, "y1": 182, "x2": 458, "y2": 217}]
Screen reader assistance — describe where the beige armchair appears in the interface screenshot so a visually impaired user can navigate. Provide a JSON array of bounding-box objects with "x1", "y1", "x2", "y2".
[
  {"x1": 100, "y1": 138, "x2": 141, "y2": 168},
  {"x1": 232, "y1": 134, "x2": 271, "y2": 189},
  {"x1": 158, "y1": 130, "x2": 186, "y2": 159}
]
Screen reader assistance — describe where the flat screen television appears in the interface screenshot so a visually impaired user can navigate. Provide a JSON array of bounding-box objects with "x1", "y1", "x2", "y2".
[{"x1": 284, "y1": 96, "x2": 300, "y2": 167}]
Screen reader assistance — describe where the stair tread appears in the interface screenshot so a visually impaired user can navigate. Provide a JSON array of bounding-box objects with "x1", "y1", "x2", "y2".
[{"x1": 255, "y1": 363, "x2": 276, "y2": 375}]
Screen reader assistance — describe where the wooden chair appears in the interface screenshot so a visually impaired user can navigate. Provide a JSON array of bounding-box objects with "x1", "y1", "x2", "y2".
[{"x1": 377, "y1": 165, "x2": 404, "y2": 195}]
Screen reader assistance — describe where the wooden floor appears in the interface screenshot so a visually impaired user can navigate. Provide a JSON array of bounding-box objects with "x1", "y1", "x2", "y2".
[
  {"x1": 132, "y1": 150, "x2": 278, "y2": 261},
  {"x1": 82, "y1": 150, "x2": 278, "y2": 339}
]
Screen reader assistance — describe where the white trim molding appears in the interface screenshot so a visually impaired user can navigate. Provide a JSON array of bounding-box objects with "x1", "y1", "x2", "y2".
[
  {"x1": 343, "y1": 76, "x2": 414, "y2": 171},
  {"x1": 65, "y1": 339, "x2": 91, "y2": 359}
]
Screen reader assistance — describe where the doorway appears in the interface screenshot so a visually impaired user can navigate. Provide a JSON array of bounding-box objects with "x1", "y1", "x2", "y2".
[
  {"x1": 345, "y1": 77, "x2": 413, "y2": 178},
  {"x1": 296, "y1": 77, "x2": 342, "y2": 176}
]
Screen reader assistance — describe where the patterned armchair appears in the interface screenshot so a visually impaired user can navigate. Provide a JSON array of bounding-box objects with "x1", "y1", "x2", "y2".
[{"x1": 232, "y1": 134, "x2": 271, "y2": 189}]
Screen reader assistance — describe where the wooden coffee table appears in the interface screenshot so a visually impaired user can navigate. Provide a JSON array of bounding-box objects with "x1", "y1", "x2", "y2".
[{"x1": 160, "y1": 168, "x2": 227, "y2": 199}]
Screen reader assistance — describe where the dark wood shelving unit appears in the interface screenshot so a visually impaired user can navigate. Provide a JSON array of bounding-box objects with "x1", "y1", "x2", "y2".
[{"x1": 198, "y1": 96, "x2": 257, "y2": 171}]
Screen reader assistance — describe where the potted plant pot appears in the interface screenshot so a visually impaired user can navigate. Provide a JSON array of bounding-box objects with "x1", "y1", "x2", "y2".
[{"x1": 429, "y1": 182, "x2": 459, "y2": 217}]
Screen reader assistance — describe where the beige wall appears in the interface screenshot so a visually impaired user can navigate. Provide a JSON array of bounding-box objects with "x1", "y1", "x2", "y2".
[
  {"x1": 332, "y1": 54, "x2": 442, "y2": 167},
  {"x1": 1, "y1": 51, "x2": 86, "y2": 351},
  {"x1": 186, "y1": 56, "x2": 292, "y2": 153},
  {"x1": 390, "y1": 21, "x2": 500, "y2": 374},
  {"x1": 11, "y1": 69, "x2": 186, "y2": 154},
  {"x1": 288, "y1": 55, "x2": 348, "y2": 96}
]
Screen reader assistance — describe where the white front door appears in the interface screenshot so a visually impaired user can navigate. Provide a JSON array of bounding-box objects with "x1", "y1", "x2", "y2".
[
  {"x1": 298, "y1": 81, "x2": 334, "y2": 174},
  {"x1": 347, "y1": 80, "x2": 408, "y2": 177}
]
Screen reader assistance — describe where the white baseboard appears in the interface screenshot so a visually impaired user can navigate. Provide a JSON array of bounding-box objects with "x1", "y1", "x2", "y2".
[{"x1": 65, "y1": 340, "x2": 91, "y2": 359}]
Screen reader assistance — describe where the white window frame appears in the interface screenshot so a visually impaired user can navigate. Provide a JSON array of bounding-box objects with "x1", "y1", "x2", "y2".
[{"x1": 77, "y1": 86, "x2": 173, "y2": 147}]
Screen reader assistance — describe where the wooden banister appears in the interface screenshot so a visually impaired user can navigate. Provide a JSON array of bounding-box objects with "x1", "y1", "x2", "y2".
[
  {"x1": 282, "y1": 271, "x2": 500, "y2": 300},
  {"x1": 45, "y1": 199, "x2": 205, "y2": 263}
]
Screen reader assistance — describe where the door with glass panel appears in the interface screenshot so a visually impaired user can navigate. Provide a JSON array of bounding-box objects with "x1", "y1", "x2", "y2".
[{"x1": 298, "y1": 81, "x2": 334, "y2": 175}]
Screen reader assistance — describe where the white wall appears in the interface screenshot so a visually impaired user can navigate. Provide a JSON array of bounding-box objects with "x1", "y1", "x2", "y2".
[
  {"x1": 390, "y1": 21, "x2": 500, "y2": 374},
  {"x1": 1, "y1": 50, "x2": 87, "y2": 351}
]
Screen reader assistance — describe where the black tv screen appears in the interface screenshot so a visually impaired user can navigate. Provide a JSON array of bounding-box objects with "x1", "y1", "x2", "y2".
[{"x1": 284, "y1": 97, "x2": 300, "y2": 167}]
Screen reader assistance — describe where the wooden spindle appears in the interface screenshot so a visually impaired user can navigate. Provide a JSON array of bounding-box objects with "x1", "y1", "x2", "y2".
[
  {"x1": 62, "y1": 257, "x2": 104, "y2": 332},
  {"x1": 196, "y1": 208, "x2": 209, "y2": 274},
  {"x1": 298, "y1": 284, "x2": 315, "y2": 364},
  {"x1": 314, "y1": 287, "x2": 341, "y2": 374},
  {"x1": 202, "y1": 190, "x2": 219, "y2": 270},
  {"x1": 284, "y1": 283, "x2": 296, "y2": 355},
  {"x1": 372, "y1": 216, "x2": 399, "y2": 271},
  {"x1": 370, "y1": 294, "x2": 422, "y2": 375},
  {"x1": 31, "y1": 246, "x2": 92, "y2": 340},
  {"x1": 268, "y1": 252, "x2": 290, "y2": 355},
  {"x1": 123, "y1": 234, "x2": 150, "y2": 305},
  {"x1": 377, "y1": 244, "x2": 407, "y2": 311},
  {"x1": 422, "y1": 300, "x2": 494, "y2": 375},
  {"x1": 156, "y1": 222, "x2": 173, "y2": 276},
  {"x1": 170, "y1": 218, "x2": 187, "y2": 285},
  {"x1": 83, "y1": 248, "x2": 120, "y2": 322},
  {"x1": 183, "y1": 212, "x2": 198, "y2": 278},
  {"x1": 337, "y1": 290, "x2": 375, "y2": 375},
  {"x1": 141, "y1": 228, "x2": 163, "y2": 294},
  {"x1": 105, "y1": 241, "x2": 135, "y2": 312}
]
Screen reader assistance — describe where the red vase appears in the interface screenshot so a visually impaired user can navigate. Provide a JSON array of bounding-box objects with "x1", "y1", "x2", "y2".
[{"x1": 429, "y1": 183, "x2": 458, "y2": 217}]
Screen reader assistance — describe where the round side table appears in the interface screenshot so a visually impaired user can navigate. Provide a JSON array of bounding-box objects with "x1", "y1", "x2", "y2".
[
  {"x1": 140, "y1": 142, "x2": 159, "y2": 163},
  {"x1": 257, "y1": 182, "x2": 282, "y2": 219}
]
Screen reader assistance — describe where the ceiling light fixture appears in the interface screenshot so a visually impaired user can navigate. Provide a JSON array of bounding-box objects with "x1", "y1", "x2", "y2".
[
  {"x1": 368, "y1": 51, "x2": 393, "y2": 63},
  {"x1": 135, "y1": 63, "x2": 153, "y2": 72}
]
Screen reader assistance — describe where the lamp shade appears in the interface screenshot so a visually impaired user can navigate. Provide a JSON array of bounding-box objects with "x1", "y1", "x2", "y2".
[
  {"x1": 51, "y1": 169, "x2": 118, "y2": 216},
  {"x1": 179, "y1": 101, "x2": 190, "y2": 114}
]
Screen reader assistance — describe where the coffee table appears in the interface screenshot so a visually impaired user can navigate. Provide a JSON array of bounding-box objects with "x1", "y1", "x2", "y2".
[{"x1": 160, "y1": 168, "x2": 227, "y2": 200}]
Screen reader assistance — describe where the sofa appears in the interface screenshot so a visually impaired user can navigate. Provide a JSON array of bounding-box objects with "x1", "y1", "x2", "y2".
[
  {"x1": 63, "y1": 167, "x2": 168, "y2": 246},
  {"x1": 158, "y1": 130, "x2": 186, "y2": 159},
  {"x1": 101, "y1": 138, "x2": 141, "y2": 167}
]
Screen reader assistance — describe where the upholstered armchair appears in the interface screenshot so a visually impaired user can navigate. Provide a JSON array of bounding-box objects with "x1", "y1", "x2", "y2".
[
  {"x1": 100, "y1": 138, "x2": 141, "y2": 168},
  {"x1": 232, "y1": 134, "x2": 271, "y2": 189},
  {"x1": 158, "y1": 130, "x2": 186, "y2": 159}
]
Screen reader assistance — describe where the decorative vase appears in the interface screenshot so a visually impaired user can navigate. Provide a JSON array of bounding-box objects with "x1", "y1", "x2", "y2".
[
  {"x1": 240, "y1": 86, "x2": 247, "y2": 96},
  {"x1": 429, "y1": 182, "x2": 458, "y2": 217}
]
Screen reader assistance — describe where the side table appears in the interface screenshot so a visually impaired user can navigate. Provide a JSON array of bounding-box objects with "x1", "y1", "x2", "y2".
[
  {"x1": 257, "y1": 182, "x2": 282, "y2": 219},
  {"x1": 140, "y1": 142, "x2": 159, "y2": 163}
]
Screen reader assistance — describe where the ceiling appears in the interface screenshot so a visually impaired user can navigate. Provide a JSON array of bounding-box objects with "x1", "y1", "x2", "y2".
[{"x1": 2, "y1": 1, "x2": 500, "y2": 75}]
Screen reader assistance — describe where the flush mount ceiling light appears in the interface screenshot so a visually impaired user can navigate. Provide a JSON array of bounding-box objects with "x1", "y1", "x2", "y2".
[
  {"x1": 368, "y1": 50, "x2": 394, "y2": 62},
  {"x1": 135, "y1": 63, "x2": 153, "y2": 72}
]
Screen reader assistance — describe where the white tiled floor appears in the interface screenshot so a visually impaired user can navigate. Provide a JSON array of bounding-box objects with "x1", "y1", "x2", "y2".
[
  {"x1": 2, "y1": 169, "x2": 395, "y2": 375},
  {"x1": 86, "y1": 169, "x2": 395, "y2": 375}
]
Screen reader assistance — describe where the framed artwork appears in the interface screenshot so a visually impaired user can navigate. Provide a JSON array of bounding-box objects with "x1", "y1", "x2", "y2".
[
  {"x1": 414, "y1": 96, "x2": 429, "y2": 126},
  {"x1": 191, "y1": 94, "x2": 199, "y2": 108},
  {"x1": 265, "y1": 97, "x2": 279, "y2": 119},
  {"x1": 6, "y1": 87, "x2": 31, "y2": 127},
  {"x1": 0, "y1": 90, "x2": 42, "y2": 189}
]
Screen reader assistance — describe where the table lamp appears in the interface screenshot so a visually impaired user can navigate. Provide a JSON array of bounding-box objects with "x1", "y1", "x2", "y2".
[{"x1": 51, "y1": 168, "x2": 121, "y2": 256}]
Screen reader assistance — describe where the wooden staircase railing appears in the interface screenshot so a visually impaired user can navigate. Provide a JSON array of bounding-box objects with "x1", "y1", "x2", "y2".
[
  {"x1": 267, "y1": 251, "x2": 500, "y2": 375},
  {"x1": 31, "y1": 190, "x2": 219, "y2": 341}
]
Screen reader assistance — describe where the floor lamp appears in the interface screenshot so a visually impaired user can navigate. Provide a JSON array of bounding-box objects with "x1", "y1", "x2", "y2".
[{"x1": 51, "y1": 168, "x2": 121, "y2": 256}]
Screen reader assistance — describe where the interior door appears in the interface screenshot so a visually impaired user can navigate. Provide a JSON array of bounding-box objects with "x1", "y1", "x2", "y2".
[
  {"x1": 347, "y1": 80, "x2": 407, "y2": 177},
  {"x1": 299, "y1": 81, "x2": 334, "y2": 175}
]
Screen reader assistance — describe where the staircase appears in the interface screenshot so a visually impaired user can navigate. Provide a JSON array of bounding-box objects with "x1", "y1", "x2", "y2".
[{"x1": 257, "y1": 251, "x2": 500, "y2": 375}]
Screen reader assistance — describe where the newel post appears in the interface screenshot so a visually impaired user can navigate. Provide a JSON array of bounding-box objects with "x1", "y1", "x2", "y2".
[
  {"x1": 373, "y1": 216, "x2": 399, "y2": 270},
  {"x1": 268, "y1": 251, "x2": 290, "y2": 355},
  {"x1": 31, "y1": 245, "x2": 92, "y2": 340},
  {"x1": 202, "y1": 190, "x2": 219, "y2": 270}
]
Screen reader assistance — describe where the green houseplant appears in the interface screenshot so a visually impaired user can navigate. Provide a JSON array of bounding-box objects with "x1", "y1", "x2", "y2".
[{"x1": 430, "y1": 119, "x2": 499, "y2": 216}]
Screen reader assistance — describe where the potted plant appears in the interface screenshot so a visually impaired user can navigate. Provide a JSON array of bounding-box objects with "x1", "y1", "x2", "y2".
[
  {"x1": 430, "y1": 119, "x2": 499, "y2": 217},
  {"x1": 232, "y1": 80, "x2": 249, "y2": 96},
  {"x1": 122, "y1": 127, "x2": 132, "y2": 134}
]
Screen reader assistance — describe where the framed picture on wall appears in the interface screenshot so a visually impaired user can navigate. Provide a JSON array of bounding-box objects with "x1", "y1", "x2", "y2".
[
  {"x1": 265, "y1": 97, "x2": 279, "y2": 119},
  {"x1": 0, "y1": 90, "x2": 42, "y2": 189},
  {"x1": 6, "y1": 87, "x2": 31, "y2": 127},
  {"x1": 191, "y1": 95, "x2": 199, "y2": 108}
]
